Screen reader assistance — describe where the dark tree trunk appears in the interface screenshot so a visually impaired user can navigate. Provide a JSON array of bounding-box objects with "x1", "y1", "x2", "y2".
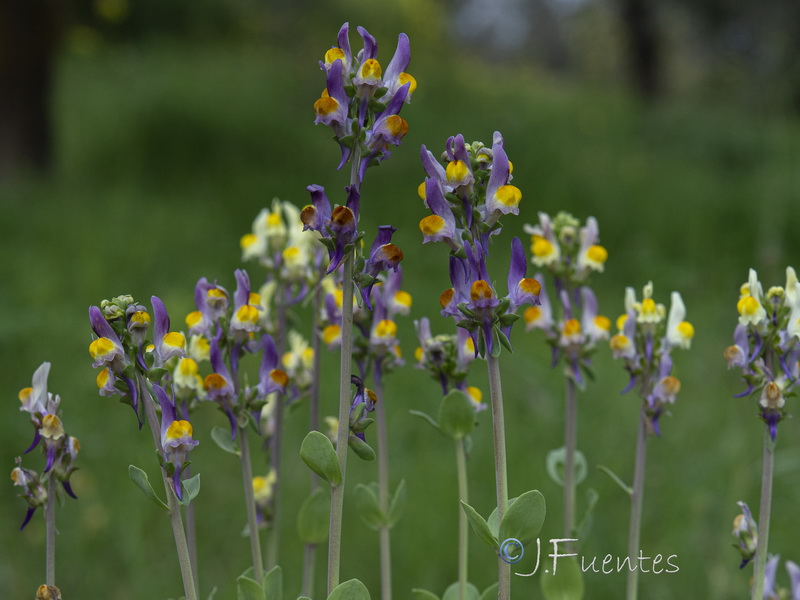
[
  {"x1": 618, "y1": 0, "x2": 661, "y2": 100},
  {"x1": 0, "y1": 0, "x2": 59, "y2": 180}
]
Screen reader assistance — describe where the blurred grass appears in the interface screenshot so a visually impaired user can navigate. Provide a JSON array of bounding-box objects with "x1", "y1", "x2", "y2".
[{"x1": 1, "y1": 15, "x2": 800, "y2": 600}]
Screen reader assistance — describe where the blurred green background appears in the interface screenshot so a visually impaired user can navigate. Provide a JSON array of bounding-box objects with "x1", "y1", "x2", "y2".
[{"x1": 2, "y1": 0, "x2": 799, "y2": 598}]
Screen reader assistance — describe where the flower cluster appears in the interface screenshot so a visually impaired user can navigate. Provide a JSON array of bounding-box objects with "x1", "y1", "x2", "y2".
[
  {"x1": 609, "y1": 282, "x2": 695, "y2": 436},
  {"x1": 419, "y1": 132, "x2": 540, "y2": 357},
  {"x1": 414, "y1": 317, "x2": 483, "y2": 411},
  {"x1": 522, "y1": 211, "x2": 610, "y2": 384},
  {"x1": 725, "y1": 268, "x2": 800, "y2": 441},
  {"x1": 182, "y1": 271, "x2": 289, "y2": 440},
  {"x1": 87, "y1": 294, "x2": 199, "y2": 499},
  {"x1": 13, "y1": 363, "x2": 79, "y2": 529},
  {"x1": 314, "y1": 22, "x2": 415, "y2": 181}
]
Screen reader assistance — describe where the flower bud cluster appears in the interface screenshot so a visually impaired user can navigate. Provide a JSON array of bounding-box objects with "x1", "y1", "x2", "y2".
[
  {"x1": 610, "y1": 282, "x2": 694, "y2": 436},
  {"x1": 726, "y1": 267, "x2": 800, "y2": 441},
  {"x1": 523, "y1": 212, "x2": 610, "y2": 385}
]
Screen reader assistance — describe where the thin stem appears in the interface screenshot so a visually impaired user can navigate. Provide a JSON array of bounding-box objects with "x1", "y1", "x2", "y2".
[
  {"x1": 301, "y1": 284, "x2": 324, "y2": 596},
  {"x1": 267, "y1": 287, "x2": 288, "y2": 570},
  {"x1": 139, "y1": 378, "x2": 198, "y2": 600},
  {"x1": 45, "y1": 475, "x2": 56, "y2": 586},
  {"x1": 625, "y1": 410, "x2": 648, "y2": 600},
  {"x1": 302, "y1": 543, "x2": 317, "y2": 597},
  {"x1": 487, "y1": 354, "x2": 510, "y2": 600},
  {"x1": 327, "y1": 142, "x2": 361, "y2": 594},
  {"x1": 184, "y1": 467, "x2": 199, "y2": 594},
  {"x1": 239, "y1": 425, "x2": 265, "y2": 582},
  {"x1": 328, "y1": 250, "x2": 355, "y2": 594},
  {"x1": 564, "y1": 377, "x2": 577, "y2": 541},
  {"x1": 374, "y1": 363, "x2": 392, "y2": 600},
  {"x1": 751, "y1": 426, "x2": 775, "y2": 600},
  {"x1": 455, "y1": 437, "x2": 469, "y2": 600}
]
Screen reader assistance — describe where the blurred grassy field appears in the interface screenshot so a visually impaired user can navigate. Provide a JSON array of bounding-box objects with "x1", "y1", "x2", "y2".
[{"x1": 2, "y1": 9, "x2": 800, "y2": 600}]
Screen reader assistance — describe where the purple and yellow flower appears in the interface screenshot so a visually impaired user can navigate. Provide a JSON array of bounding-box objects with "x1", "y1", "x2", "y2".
[
  {"x1": 153, "y1": 384, "x2": 198, "y2": 501},
  {"x1": 11, "y1": 459, "x2": 48, "y2": 530},
  {"x1": 151, "y1": 296, "x2": 187, "y2": 367},
  {"x1": 732, "y1": 501, "x2": 758, "y2": 568}
]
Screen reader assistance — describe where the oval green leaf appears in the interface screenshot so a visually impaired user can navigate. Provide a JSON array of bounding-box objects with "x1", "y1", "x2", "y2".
[
  {"x1": 300, "y1": 431, "x2": 342, "y2": 486},
  {"x1": 499, "y1": 489, "x2": 546, "y2": 547},
  {"x1": 348, "y1": 435, "x2": 376, "y2": 461},
  {"x1": 297, "y1": 487, "x2": 330, "y2": 544},
  {"x1": 438, "y1": 390, "x2": 476, "y2": 440},
  {"x1": 263, "y1": 565, "x2": 282, "y2": 600},
  {"x1": 327, "y1": 578, "x2": 370, "y2": 600},
  {"x1": 211, "y1": 425, "x2": 241, "y2": 456},
  {"x1": 355, "y1": 482, "x2": 384, "y2": 530},
  {"x1": 237, "y1": 575, "x2": 265, "y2": 600},
  {"x1": 128, "y1": 464, "x2": 168, "y2": 511},
  {"x1": 442, "y1": 582, "x2": 480, "y2": 600},
  {"x1": 540, "y1": 556, "x2": 584, "y2": 600},
  {"x1": 460, "y1": 501, "x2": 499, "y2": 550}
]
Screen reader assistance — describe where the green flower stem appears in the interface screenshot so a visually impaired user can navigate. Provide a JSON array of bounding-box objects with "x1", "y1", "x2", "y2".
[
  {"x1": 374, "y1": 365, "x2": 393, "y2": 600},
  {"x1": 564, "y1": 377, "x2": 577, "y2": 541},
  {"x1": 487, "y1": 354, "x2": 510, "y2": 600},
  {"x1": 327, "y1": 145, "x2": 361, "y2": 594},
  {"x1": 328, "y1": 250, "x2": 355, "y2": 593},
  {"x1": 267, "y1": 285, "x2": 289, "y2": 571},
  {"x1": 139, "y1": 378, "x2": 198, "y2": 600},
  {"x1": 301, "y1": 285, "x2": 324, "y2": 598},
  {"x1": 302, "y1": 543, "x2": 317, "y2": 597},
  {"x1": 625, "y1": 410, "x2": 648, "y2": 600},
  {"x1": 455, "y1": 436, "x2": 469, "y2": 600},
  {"x1": 751, "y1": 427, "x2": 775, "y2": 600},
  {"x1": 239, "y1": 424, "x2": 265, "y2": 582},
  {"x1": 185, "y1": 466, "x2": 199, "y2": 593},
  {"x1": 45, "y1": 475, "x2": 56, "y2": 586}
]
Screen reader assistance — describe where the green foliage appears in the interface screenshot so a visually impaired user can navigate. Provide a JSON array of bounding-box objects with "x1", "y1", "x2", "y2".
[
  {"x1": 355, "y1": 483, "x2": 383, "y2": 531},
  {"x1": 411, "y1": 590, "x2": 439, "y2": 600},
  {"x1": 263, "y1": 566, "x2": 282, "y2": 600},
  {"x1": 128, "y1": 464, "x2": 168, "y2": 511},
  {"x1": 326, "y1": 579, "x2": 370, "y2": 600},
  {"x1": 211, "y1": 425, "x2": 241, "y2": 456},
  {"x1": 296, "y1": 487, "x2": 330, "y2": 544},
  {"x1": 177, "y1": 472, "x2": 201, "y2": 506},
  {"x1": 540, "y1": 557, "x2": 585, "y2": 600},
  {"x1": 546, "y1": 448, "x2": 588, "y2": 487},
  {"x1": 300, "y1": 431, "x2": 342, "y2": 486},
  {"x1": 460, "y1": 501, "x2": 499, "y2": 550},
  {"x1": 237, "y1": 575, "x2": 265, "y2": 600},
  {"x1": 499, "y1": 490, "x2": 546, "y2": 547},
  {"x1": 437, "y1": 390, "x2": 476, "y2": 439},
  {"x1": 442, "y1": 582, "x2": 480, "y2": 600},
  {"x1": 348, "y1": 434, "x2": 377, "y2": 461}
]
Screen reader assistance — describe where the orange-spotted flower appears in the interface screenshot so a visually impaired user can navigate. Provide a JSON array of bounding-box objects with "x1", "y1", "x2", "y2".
[
  {"x1": 154, "y1": 384, "x2": 198, "y2": 501},
  {"x1": 258, "y1": 334, "x2": 289, "y2": 399}
]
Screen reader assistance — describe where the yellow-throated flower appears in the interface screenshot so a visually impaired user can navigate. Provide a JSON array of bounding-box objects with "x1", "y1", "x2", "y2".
[{"x1": 154, "y1": 384, "x2": 198, "y2": 501}]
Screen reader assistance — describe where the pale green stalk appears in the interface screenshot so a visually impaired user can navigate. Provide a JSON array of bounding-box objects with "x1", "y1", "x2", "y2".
[
  {"x1": 184, "y1": 467, "x2": 199, "y2": 593},
  {"x1": 139, "y1": 377, "x2": 198, "y2": 600},
  {"x1": 625, "y1": 410, "x2": 648, "y2": 600},
  {"x1": 327, "y1": 147, "x2": 361, "y2": 593},
  {"x1": 751, "y1": 427, "x2": 775, "y2": 600},
  {"x1": 487, "y1": 354, "x2": 510, "y2": 600},
  {"x1": 374, "y1": 364, "x2": 392, "y2": 600},
  {"x1": 564, "y1": 377, "x2": 577, "y2": 540},
  {"x1": 240, "y1": 425, "x2": 265, "y2": 582},
  {"x1": 455, "y1": 437, "x2": 469, "y2": 600},
  {"x1": 45, "y1": 475, "x2": 56, "y2": 586},
  {"x1": 266, "y1": 287, "x2": 288, "y2": 571},
  {"x1": 301, "y1": 285, "x2": 323, "y2": 598}
]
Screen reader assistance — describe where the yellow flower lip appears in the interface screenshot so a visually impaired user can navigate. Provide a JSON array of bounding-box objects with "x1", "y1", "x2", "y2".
[
  {"x1": 446, "y1": 160, "x2": 470, "y2": 183},
  {"x1": 96, "y1": 368, "x2": 110, "y2": 388},
  {"x1": 531, "y1": 235, "x2": 554, "y2": 257},
  {"x1": 89, "y1": 337, "x2": 116, "y2": 359},
  {"x1": 495, "y1": 185, "x2": 521, "y2": 208},
  {"x1": 270, "y1": 369, "x2": 289, "y2": 388},
  {"x1": 325, "y1": 47, "x2": 345, "y2": 65},
  {"x1": 420, "y1": 215, "x2": 445, "y2": 236},
  {"x1": 519, "y1": 278, "x2": 541, "y2": 296},
  {"x1": 610, "y1": 333, "x2": 631, "y2": 350},
  {"x1": 178, "y1": 358, "x2": 199, "y2": 376},
  {"x1": 185, "y1": 310, "x2": 203, "y2": 328},
  {"x1": 467, "y1": 386, "x2": 483, "y2": 404},
  {"x1": 470, "y1": 280, "x2": 494, "y2": 301},
  {"x1": 236, "y1": 305, "x2": 260, "y2": 324},
  {"x1": 659, "y1": 375, "x2": 681, "y2": 395},
  {"x1": 374, "y1": 319, "x2": 398, "y2": 338},
  {"x1": 163, "y1": 331, "x2": 186, "y2": 348},
  {"x1": 322, "y1": 324, "x2": 342, "y2": 345},
  {"x1": 439, "y1": 288, "x2": 455, "y2": 308},
  {"x1": 130, "y1": 311, "x2": 151, "y2": 326},
  {"x1": 240, "y1": 233, "x2": 257, "y2": 249},
  {"x1": 166, "y1": 419, "x2": 193, "y2": 441},
  {"x1": 594, "y1": 315, "x2": 612, "y2": 331},
  {"x1": 41, "y1": 414, "x2": 64, "y2": 440},
  {"x1": 18, "y1": 387, "x2": 32, "y2": 403},
  {"x1": 384, "y1": 115, "x2": 408, "y2": 138},
  {"x1": 524, "y1": 306, "x2": 542, "y2": 323},
  {"x1": 398, "y1": 72, "x2": 417, "y2": 94},
  {"x1": 677, "y1": 321, "x2": 695, "y2": 339},
  {"x1": 737, "y1": 296, "x2": 760, "y2": 316},
  {"x1": 204, "y1": 373, "x2": 227, "y2": 390},
  {"x1": 586, "y1": 245, "x2": 608, "y2": 263},
  {"x1": 331, "y1": 205, "x2": 355, "y2": 227},
  {"x1": 360, "y1": 58, "x2": 382, "y2": 80},
  {"x1": 394, "y1": 290, "x2": 412, "y2": 307},
  {"x1": 314, "y1": 95, "x2": 339, "y2": 117},
  {"x1": 563, "y1": 319, "x2": 581, "y2": 336},
  {"x1": 207, "y1": 288, "x2": 227, "y2": 300},
  {"x1": 417, "y1": 181, "x2": 426, "y2": 200}
]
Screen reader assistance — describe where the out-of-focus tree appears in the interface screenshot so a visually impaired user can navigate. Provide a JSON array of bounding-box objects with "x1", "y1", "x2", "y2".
[{"x1": 0, "y1": 0, "x2": 60, "y2": 179}]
